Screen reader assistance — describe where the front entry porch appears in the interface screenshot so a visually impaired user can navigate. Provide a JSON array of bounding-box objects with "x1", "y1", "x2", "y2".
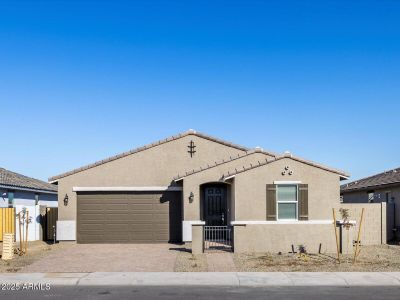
[{"x1": 201, "y1": 183, "x2": 233, "y2": 252}]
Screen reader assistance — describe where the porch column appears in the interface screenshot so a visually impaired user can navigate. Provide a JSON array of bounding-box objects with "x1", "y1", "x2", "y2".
[{"x1": 191, "y1": 224, "x2": 204, "y2": 254}]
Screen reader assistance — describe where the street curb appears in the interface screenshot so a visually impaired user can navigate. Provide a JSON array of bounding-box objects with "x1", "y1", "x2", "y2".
[{"x1": 1, "y1": 272, "x2": 400, "y2": 287}]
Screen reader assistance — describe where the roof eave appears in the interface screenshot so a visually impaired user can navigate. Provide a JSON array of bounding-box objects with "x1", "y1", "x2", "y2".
[
  {"x1": 0, "y1": 184, "x2": 57, "y2": 194},
  {"x1": 341, "y1": 181, "x2": 400, "y2": 193},
  {"x1": 340, "y1": 175, "x2": 350, "y2": 181}
]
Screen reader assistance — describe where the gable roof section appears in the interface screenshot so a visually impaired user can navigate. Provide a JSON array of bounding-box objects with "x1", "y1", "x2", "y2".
[
  {"x1": 341, "y1": 167, "x2": 400, "y2": 192},
  {"x1": 49, "y1": 129, "x2": 249, "y2": 182},
  {"x1": 220, "y1": 152, "x2": 350, "y2": 180},
  {"x1": 173, "y1": 148, "x2": 277, "y2": 181},
  {"x1": 0, "y1": 167, "x2": 57, "y2": 193}
]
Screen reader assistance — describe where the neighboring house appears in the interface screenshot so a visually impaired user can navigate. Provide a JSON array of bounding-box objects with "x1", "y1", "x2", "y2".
[
  {"x1": 50, "y1": 129, "x2": 372, "y2": 253},
  {"x1": 0, "y1": 167, "x2": 58, "y2": 241},
  {"x1": 341, "y1": 167, "x2": 400, "y2": 240}
]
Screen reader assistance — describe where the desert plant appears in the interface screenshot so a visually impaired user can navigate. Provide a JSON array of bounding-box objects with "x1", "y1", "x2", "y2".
[
  {"x1": 298, "y1": 244, "x2": 307, "y2": 254},
  {"x1": 297, "y1": 244, "x2": 309, "y2": 261},
  {"x1": 339, "y1": 208, "x2": 353, "y2": 230}
]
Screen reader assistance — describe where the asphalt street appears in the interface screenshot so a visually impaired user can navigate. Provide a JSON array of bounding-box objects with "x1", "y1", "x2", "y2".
[{"x1": 1, "y1": 286, "x2": 400, "y2": 300}]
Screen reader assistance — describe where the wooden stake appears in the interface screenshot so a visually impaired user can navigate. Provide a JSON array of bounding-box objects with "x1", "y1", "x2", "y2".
[
  {"x1": 18, "y1": 212, "x2": 22, "y2": 255},
  {"x1": 353, "y1": 208, "x2": 364, "y2": 264},
  {"x1": 25, "y1": 210, "x2": 29, "y2": 254},
  {"x1": 332, "y1": 208, "x2": 341, "y2": 263}
]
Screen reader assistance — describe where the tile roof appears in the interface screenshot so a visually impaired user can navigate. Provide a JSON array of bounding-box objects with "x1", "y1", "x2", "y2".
[
  {"x1": 220, "y1": 152, "x2": 350, "y2": 180},
  {"x1": 174, "y1": 148, "x2": 277, "y2": 180},
  {"x1": 49, "y1": 129, "x2": 250, "y2": 182},
  {"x1": 0, "y1": 167, "x2": 57, "y2": 193},
  {"x1": 341, "y1": 167, "x2": 400, "y2": 192}
]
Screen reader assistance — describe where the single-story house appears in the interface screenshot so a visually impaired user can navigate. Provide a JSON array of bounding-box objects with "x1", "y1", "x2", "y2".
[
  {"x1": 341, "y1": 167, "x2": 400, "y2": 240},
  {"x1": 50, "y1": 129, "x2": 375, "y2": 253},
  {"x1": 0, "y1": 167, "x2": 58, "y2": 241}
]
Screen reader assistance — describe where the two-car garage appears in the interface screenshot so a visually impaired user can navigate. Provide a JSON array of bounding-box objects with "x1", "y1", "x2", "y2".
[{"x1": 76, "y1": 191, "x2": 182, "y2": 244}]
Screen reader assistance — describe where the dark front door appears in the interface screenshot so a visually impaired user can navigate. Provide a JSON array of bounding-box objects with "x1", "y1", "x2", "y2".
[{"x1": 203, "y1": 186, "x2": 227, "y2": 226}]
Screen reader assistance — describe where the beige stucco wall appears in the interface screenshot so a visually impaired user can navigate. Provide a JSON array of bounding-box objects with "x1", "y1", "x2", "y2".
[
  {"x1": 340, "y1": 203, "x2": 387, "y2": 251},
  {"x1": 233, "y1": 202, "x2": 386, "y2": 253},
  {"x1": 191, "y1": 225, "x2": 204, "y2": 254},
  {"x1": 56, "y1": 134, "x2": 246, "y2": 221},
  {"x1": 234, "y1": 224, "x2": 336, "y2": 253},
  {"x1": 182, "y1": 152, "x2": 271, "y2": 220},
  {"x1": 234, "y1": 158, "x2": 341, "y2": 221},
  {"x1": 229, "y1": 158, "x2": 342, "y2": 253}
]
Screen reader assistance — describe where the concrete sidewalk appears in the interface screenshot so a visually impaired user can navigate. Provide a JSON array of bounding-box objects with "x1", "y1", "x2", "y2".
[{"x1": 1, "y1": 272, "x2": 400, "y2": 287}]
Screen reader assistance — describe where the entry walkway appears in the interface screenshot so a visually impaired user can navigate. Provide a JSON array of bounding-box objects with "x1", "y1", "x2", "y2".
[{"x1": 206, "y1": 252, "x2": 236, "y2": 272}]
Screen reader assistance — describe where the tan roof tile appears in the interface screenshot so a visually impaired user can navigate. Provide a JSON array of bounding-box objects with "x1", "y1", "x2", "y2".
[
  {"x1": 341, "y1": 167, "x2": 400, "y2": 192},
  {"x1": 0, "y1": 168, "x2": 57, "y2": 193},
  {"x1": 220, "y1": 153, "x2": 349, "y2": 180},
  {"x1": 174, "y1": 148, "x2": 276, "y2": 180}
]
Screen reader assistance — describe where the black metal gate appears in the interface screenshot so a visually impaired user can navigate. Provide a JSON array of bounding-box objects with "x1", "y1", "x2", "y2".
[{"x1": 204, "y1": 226, "x2": 233, "y2": 252}]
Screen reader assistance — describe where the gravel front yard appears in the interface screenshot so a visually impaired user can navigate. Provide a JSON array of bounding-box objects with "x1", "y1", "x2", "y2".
[
  {"x1": 0, "y1": 241, "x2": 71, "y2": 273},
  {"x1": 2, "y1": 242, "x2": 400, "y2": 273},
  {"x1": 174, "y1": 247, "x2": 208, "y2": 272},
  {"x1": 234, "y1": 245, "x2": 400, "y2": 272}
]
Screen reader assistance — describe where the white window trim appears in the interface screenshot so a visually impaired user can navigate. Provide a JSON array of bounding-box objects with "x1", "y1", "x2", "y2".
[
  {"x1": 231, "y1": 220, "x2": 332, "y2": 225},
  {"x1": 274, "y1": 181, "x2": 302, "y2": 184},
  {"x1": 276, "y1": 184, "x2": 298, "y2": 221}
]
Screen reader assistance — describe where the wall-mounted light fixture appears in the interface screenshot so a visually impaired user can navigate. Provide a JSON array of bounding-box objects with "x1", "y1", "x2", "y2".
[
  {"x1": 63, "y1": 194, "x2": 69, "y2": 206},
  {"x1": 189, "y1": 192, "x2": 194, "y2": 203}
]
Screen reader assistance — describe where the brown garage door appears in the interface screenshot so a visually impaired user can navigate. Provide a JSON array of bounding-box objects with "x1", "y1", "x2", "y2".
[{"x1": 77, "y1": 191, "x2": 182, "y2": 243}]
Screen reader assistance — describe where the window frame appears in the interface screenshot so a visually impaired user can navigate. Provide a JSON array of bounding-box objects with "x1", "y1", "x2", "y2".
[
  {"x1": 35, "y1": 193, "x2": 39, "y2": 206},
  {"x1": 276, "y1": 184, "x2": 298, "y2": 221},
  {"x1": 367, "y1": 191, "x2": 375, "y2": 203},
  {"x1": 7, "y1": 191, "x2": 14, "y2": 208}
]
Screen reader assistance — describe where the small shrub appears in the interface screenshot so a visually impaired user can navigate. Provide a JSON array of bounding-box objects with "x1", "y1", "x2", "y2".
[
  {"x1": 298, "y1": 244, "x2": 307, "y2": 254},
  {"x1": 339, "y1": 208, "x2": 350, "y2": 221},
  {"x1": 339, "y1": 208, "x2": 354, "y2": 229}
]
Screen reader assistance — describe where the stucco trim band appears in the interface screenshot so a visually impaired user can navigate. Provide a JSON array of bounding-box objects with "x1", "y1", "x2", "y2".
[
  {"x1": 72, "y1": 186, "x2": 183, "y2": 192},
  {"x1": 231, "y1": 220, "x2": 333, "y2": 225}
]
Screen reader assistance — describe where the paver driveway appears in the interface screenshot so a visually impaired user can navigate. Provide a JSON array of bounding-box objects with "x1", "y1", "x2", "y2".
[{"x1": 22, "y1": 244, "x2": 182, "y2": 272}]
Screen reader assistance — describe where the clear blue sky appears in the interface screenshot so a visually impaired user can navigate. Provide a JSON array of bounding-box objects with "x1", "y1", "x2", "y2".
[{"x1": 1, "y1": 1, "x2": 399, "y2": 182}]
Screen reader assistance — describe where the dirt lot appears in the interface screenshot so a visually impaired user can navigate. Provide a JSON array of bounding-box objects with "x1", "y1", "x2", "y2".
[
  {"x1": 0, "y1": 241, "x2": 70, "y2": 273},
  {"x1": 234, "y1": 245, "x2": 400, "y2": 272}
]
